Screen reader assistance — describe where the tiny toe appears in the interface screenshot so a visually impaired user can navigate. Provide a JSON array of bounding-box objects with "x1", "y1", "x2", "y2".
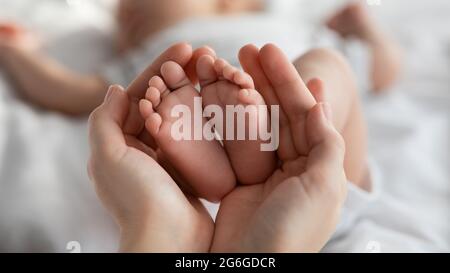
[
  {"x1": 139, "y1": 99, "x2": 154, "y2": 119},
  {"x1": 214, "y1": 59, "x2": 228, "y2": 79},
  {"x1": 161, "y1": 61, "x2": 192, "y2": 90},
  {"x1": 149, "y1": 76, "x2": 170, "y2": 98},
  {"x1": 149, "y1": 76, "x2": 166, "y2": 91},
  {"x1": 238, "y1": 89, "x2": 264, "y2": 105},
  {"x1": 145, "y1": 86, "x2": 162, "y2": 107},
  {"x1": 197, "y1": 55, "x2": 217, "y2": 87},
  {"x1": 234, "y1": 71, "x2": 255, "y2": 89},
  {"x1": 145, "y1": 113, "x2": 163, "y2": 136},
  {"x1": 223, "y1": 65, "x2": 237, "y2": 81}
]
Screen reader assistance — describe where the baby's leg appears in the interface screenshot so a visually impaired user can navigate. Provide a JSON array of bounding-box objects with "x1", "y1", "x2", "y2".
[
  {"x1": 293, "y1": 48, "x2": 370, "y2": 190},
  {"x1": 327, "y1": 2, "x2": 402, "y2": 92}
]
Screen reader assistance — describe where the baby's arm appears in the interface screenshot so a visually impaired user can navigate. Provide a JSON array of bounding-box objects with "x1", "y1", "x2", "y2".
[{"x1": 0, "y1": 44, "x2": 108, "y2": 116}]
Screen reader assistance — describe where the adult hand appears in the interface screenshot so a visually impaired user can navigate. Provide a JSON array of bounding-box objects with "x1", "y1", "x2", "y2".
[
  {"x1": 88, "y1": 85, "x2": 213, "y2": 252},
  {"x1": 88, "y1": 44, "x2": 216, "y2": 252},
  {"x1": 211, "y1": 44, "x2": 347, "y2": 252}
]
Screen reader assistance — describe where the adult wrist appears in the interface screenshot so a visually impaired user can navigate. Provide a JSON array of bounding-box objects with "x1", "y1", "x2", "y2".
[
  {"x1": 119, "y1": 219, "x2": 171, "y2": 253},
  {"x1": 119, "y1": 214, "x2": 196, "y2": 253}
]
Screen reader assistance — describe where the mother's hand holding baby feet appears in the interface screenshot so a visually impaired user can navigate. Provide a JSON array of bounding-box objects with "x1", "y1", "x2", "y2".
[
  {"x1": 88, "y1": 43, "x2": 347, "y2": 253},
  {"x1": 88, "y1": 85, "x2": 214, "y2": 252},
  {"x1": 209, "y1": 44, "x2": 347, "y2": 252}
]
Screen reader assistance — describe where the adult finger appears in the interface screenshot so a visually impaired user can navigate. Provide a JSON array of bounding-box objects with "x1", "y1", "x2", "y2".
[
  {"x1": 259, "y1": 44, "x2": 317, "y2": 155},
  {"x1": 259, "y1": 44, "x2": 316, "y2": 118},
  {"x1": 304, "y1": 103, "x2": 346, "y2": 198},
  {"x1": 239, "y1": 44, "x2": 298, "y2": 160},
  {"x1": 89, "y1": 85, "x2": 130, "y2": 162},
  {"x1": 239, "y1": 44, "x2": 279, "y2": 107},
  {"x1": 307, "y1": 78, "x2": 326, "y2": 103},
  {"x1": 185, "y1": 45, "x2": 216, "y2": 84}
]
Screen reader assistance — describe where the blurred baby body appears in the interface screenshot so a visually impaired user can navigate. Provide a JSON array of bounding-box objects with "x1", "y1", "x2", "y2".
[{"x1": 107, "y1": 0, "x2": 311, "y2": 86}]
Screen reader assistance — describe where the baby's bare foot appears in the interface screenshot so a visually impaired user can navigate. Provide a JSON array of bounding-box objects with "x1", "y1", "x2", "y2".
[
  {"x1": 197, "y1": 55, "x2": 277, "y2": 185},
  {"x1": 327, "y1": 2, "x2": 381, "y2": 42},
  {"x1": 327, "y1": 2, "x2": 403, "y2": 92},
  {"x1": 139, "y1": 61, "x2": 235, "y2": 202}
]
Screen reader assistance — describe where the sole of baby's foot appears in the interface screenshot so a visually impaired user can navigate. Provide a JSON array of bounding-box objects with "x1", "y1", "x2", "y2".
[
  {"x1": 326, "y1": 2, "x2": 381, "y2": 42},
  {"x1": 197, "y1": 55, "x2": 277, "y2": 185},
  {"x1": 139, "y1": 61, "x2": 235, "y2": 202}
]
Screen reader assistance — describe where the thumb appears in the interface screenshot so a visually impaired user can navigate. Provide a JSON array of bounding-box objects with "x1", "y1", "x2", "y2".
[
  {"x1": 307, "y1": 78, "x2": 326, "y2": 103},
  {"x1": 88, "y1": 85, "x2": 130, "y2": 161},
  {"x1": 305, "y1": 103, "x2": 346, "y2": 176}
]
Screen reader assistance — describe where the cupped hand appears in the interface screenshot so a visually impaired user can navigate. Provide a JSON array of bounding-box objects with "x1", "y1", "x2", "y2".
[
  {"x1": 88, "y1": 42, "x2": 347, "y2": 253},
  {"x1": 88, "y1": 85, "x2": 214, "y2": 252},
  {"x1": 88, "y1": 44, "x2": 216, "y2": 252},
  {"x1": 210, "y1": 44, "x2": 347, "y2": 252}
]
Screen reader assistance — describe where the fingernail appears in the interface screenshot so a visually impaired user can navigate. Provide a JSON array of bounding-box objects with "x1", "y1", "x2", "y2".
[
  {"x1": 320, "y1": 102, "x2": 332, "y2": 122},
  {"x1": 241, "y1": 89, "x2": 250, "y2": 96},
  {"x1": 105, "y1": 85, "x2": 123, "y2": 102},
  {"x1": 203, "y1": 45, "x2": 216, "y2": 55}
]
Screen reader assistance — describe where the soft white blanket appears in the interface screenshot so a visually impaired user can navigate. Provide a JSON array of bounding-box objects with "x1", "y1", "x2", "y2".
[
  {"x1": 325, "y1": 0, "x2": 450, "y2": 252},
  {"x1": 0, "y1": 0, "x2": 119, "y2": 252},
  {"x1": 0, "y1": 0, "x2": 448, "y2": 252}
]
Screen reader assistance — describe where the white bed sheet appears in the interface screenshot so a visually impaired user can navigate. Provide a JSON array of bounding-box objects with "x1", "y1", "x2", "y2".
[{"x1": 0, "y1": 0, "x2": 119, "y2": 252}]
